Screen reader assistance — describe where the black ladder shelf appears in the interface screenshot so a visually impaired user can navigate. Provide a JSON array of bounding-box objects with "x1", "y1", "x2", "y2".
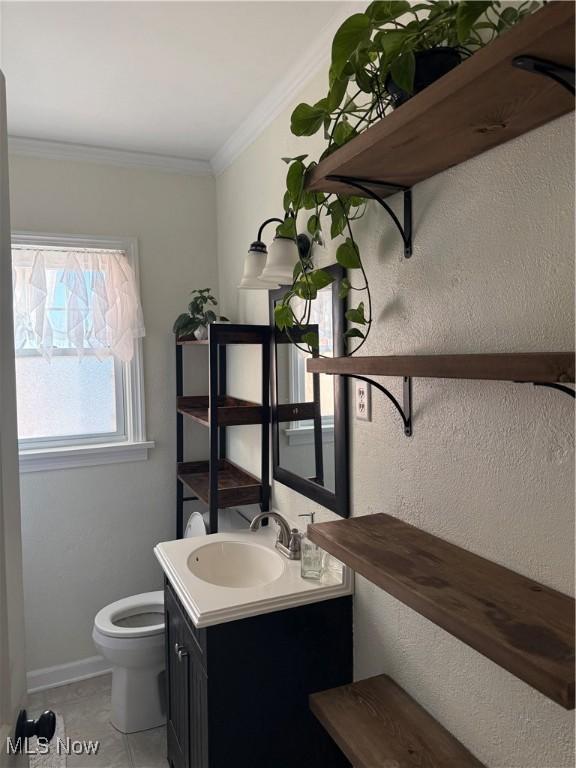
[{"x1": 175, "y1": 323, "x2": 271, "y2": 536}]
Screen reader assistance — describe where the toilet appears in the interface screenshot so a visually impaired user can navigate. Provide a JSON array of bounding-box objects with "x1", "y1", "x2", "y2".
[
  {"x1": 93, "y1": 512, "x2": 208, "y2": 733},
  {"x1": 92, "y1": 591, "x2": 165, "y2": 733}
]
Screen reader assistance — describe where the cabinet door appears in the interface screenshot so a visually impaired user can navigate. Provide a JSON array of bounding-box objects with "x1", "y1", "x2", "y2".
[
  {"x1": 165, "y1": 584, "x2": 209, "y2": 768},
  {"x1": 165, "y1": 585, "x2": 190, "y2": 768}
]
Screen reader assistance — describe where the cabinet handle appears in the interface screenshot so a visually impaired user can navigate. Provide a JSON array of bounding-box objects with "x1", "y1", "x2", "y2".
[{"x1": 174, "y1": 642, "x2": 188, "y2": 661}]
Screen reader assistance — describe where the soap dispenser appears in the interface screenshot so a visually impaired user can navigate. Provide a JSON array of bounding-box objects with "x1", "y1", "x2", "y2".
[{"x1": 299, "y1": 513, "x2": 323, "y2": 580}]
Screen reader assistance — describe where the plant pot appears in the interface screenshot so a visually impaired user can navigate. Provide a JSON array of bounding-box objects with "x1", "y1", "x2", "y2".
[
  {"x1": 386, "y1": 47, "x2": 462, "y2": 108},
  {"x1": 194, "y1": 325, "x2": 208, "y2": 341}
]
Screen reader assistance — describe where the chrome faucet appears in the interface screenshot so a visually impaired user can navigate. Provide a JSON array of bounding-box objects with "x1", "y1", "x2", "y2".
[{"x1": 249, "y1": 512, "x2": 302, "y2": 560}]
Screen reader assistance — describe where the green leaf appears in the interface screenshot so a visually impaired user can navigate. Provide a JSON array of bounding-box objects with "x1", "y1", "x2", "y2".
[
  {"x1": 293, "y1": 279, "x2": 317, "y2": 301},
  {"x1": 283, "y1": 190, "x2": 291, "y2": 212},
  {"x1": 338, "y1": 277, "x2": 351, "y2": 300},
  {"x1": 366, "y1": 1, "x2": 411, "y2": 23},
  {"x1": 390, "y1": 50, "x2": 416, "y2": 93},
  {"x1": 286, "y1": 160, "x2": 305, "y2": 206},
  {"x1": 290, "y1": 103, "x2": 326, "y2": 136},
  {"x1": 302, "y1": 190, "x2": 316, "y2": 210},
  {"x1": 336, "y1": 238, "x2": 361, "y2": 269},
  {"x1": 274, "y1": 304, "x2": 294, "y2": 331},
  {"x1": 331, "y1": 14, "x2": 371, "y2": 80},
  {"x1": 345, "y1": 301, "x2": 367, "y2": 325},
  {"x1": 333, "y1": 118, "x2": 356, "y2": 146},
  {"x1": 327, "y1": 77, "x2": 348, "y2": 111},
  {"x1": 173, "y1": 313, "x2": 193, "y2": 334},
  {"x1": 302, "y1": 331, "x2": 319, "y2": 351},
  {"x1": 355, "y1": 67, "x2": 374, "y2": 93},
  {"x1": 344, "y1": 328, "x2": 365, "y2": 339},
  {"x1": 307, "y1": 214, "x2": 320, "y2": 236},
  {"x1": 456, "y1": 1, "x2": 491, "y2": 43},
  {"x1": 281, "y1": 154, "x2": 308, "y2": 164},
  {"x1": 293, "y1": 261, "x2": 303, "y2": 280},
  {"x1": 375, "y1": 28, "x2": 408, "y2": 59},
  {"x1": 309, "y1": 269, "x2": 335, "y2": 290},
  {"x1": 276, "y1": 218, "x2": 297, "y2": 239},
  {"x1": 330, "y1": 207, "x2": 346, "y2": 239},
  {"x1": 204, "y1": 309, "x2": 217, "y2": 324}
]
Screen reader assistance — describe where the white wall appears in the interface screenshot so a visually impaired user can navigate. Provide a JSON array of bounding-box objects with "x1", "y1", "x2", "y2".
[
  {"x1": 8, "y1": 154, "x2": 217, "y2": 675},
  {"x1": 216, "y1": 65, "x2": 575, "y2": 766}
]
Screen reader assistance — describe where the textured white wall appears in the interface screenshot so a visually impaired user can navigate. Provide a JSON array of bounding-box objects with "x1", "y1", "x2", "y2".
[
  {"x1": 216, "y1": 64, "x2": 575, "y2": 767},
  {"x1": 9, "y1": 155, "x2": 217, "y2": 672}
]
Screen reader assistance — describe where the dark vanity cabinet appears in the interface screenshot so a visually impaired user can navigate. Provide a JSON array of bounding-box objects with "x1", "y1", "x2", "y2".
[{"x1": 164, "y1": 580, "x2": 352, "y2": 768}]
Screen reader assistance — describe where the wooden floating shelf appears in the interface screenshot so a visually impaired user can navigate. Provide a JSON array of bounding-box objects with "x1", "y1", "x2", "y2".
[
  {"x1": 177, "y1": 459, "x2": 262, "y2": 508},
  {"x1": 308, "y1": 514, "x2": 575, "y2": 709},
  {"x1": 177, "y1": 396, "x2": 265, "y2": 427},
  {"x1": 176, "y1": 336, "x2": 209, "y2": 345},
  {"x1": 306, "y1": 2, "x2": 575, "y2": 198},
  {"x1": 307, "y1": 352, "x2": 575, "y2": 383},
  {"x1": 310, "y1": 674, "x2": 484, "y2": 768}
]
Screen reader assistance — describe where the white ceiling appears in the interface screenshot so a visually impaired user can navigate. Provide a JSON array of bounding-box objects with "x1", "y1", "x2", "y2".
[{"x1": 1, "y1": 1, "x2": 347, "y2": 162}]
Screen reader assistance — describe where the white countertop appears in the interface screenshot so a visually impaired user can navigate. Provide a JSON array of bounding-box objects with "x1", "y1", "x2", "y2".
[{"x1": 154, "y1": 526, "x2": 353, "y2": 628}]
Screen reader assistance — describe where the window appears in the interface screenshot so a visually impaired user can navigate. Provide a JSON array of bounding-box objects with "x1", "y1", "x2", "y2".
[{"x1": 12, "y1": 233, "x2": 153, "y2": 471}]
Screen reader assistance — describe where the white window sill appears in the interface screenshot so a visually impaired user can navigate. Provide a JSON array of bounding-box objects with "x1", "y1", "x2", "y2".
[
  {"x1": 284, "y1": 425, "x2": 334, "y2": 447},
  {"x1": 18, "y1": 440, "x2": 155, "y2": 473}
]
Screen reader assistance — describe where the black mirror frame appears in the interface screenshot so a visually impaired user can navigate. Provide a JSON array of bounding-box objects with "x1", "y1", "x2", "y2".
[{"x1": 269, "y1": 264, "x2": 349, "y2": 518}]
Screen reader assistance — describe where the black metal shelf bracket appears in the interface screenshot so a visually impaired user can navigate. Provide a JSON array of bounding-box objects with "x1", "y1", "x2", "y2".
[
  {"x1": 342, "y1": 374, "x2": 413, "y2": 436},
  {"x1": 532, "y1": 382, "x2": 575, "y2": 399},
  {"x1": 327, "y1": 175, "x2": 413, "y2": 258},
  {"x1": 512, "y1": 56, "x2": 575, "y2": 95}
]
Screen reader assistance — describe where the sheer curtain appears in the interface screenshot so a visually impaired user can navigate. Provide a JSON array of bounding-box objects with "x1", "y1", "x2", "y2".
[{"x1": 12, "y1": 246, "x2": 145, "y2": 362}]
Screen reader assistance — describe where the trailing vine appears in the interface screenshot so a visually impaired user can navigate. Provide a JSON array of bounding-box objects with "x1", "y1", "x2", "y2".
[{"x1": 273, "y1": 0, "x2": 540, "y2": 355}]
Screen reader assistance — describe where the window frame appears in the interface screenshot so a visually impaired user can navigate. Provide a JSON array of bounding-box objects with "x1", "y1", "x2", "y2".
[{"x1": 12, "y1": 231, "x2": 153, "y2": 472}]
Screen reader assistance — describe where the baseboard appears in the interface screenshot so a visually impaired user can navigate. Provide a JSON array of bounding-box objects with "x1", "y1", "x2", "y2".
[{"x1": 27, "y1": 655, "x2": 112, "y2": 694}]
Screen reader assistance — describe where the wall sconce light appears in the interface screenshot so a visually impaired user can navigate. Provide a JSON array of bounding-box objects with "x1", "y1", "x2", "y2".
[{"x1": 238, "y1": 217, "x2": 310, "y2": 290}]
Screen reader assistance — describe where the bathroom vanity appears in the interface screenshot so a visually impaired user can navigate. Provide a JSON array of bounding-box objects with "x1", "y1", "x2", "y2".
[{"x1": 155, "y1": 529, "x2": 353, "y2": 768}]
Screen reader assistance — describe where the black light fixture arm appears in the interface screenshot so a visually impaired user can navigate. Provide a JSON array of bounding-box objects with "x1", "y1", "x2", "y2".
[
  {"x1": 327, "y1": 175, "x2": 413, "y2": 258},
  {"x1": 256, "y1": 217, "x2": 284, "y2": 242},
  {"x1": 341, "y1": 373, "x2": 413, "y2": 436}
]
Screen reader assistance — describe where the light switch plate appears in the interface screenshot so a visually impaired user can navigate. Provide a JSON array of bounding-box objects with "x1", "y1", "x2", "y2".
[{"x1": 354, "y1": 379, "x2": 371, "y2": 422}]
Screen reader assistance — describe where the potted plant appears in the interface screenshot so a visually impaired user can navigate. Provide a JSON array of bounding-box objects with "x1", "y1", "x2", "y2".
[
  {"x1": 274, "y1": 0, "x2": 540, "y2": 354},
  {"x1": 173, "y1": 289, "x2": 228, "y2": 341}
]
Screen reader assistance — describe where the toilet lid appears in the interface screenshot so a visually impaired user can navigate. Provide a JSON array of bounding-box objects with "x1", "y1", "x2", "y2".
[
  {"x1": 185, "y1": 511, "x2": 207, "y2": 538},
  {"x1": 94, "y1": 591, "x2": 164, "y2": 639}
]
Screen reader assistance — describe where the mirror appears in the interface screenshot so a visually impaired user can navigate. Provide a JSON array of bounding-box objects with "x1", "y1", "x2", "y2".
[{"x1": 269, "y1": 264, "x2": 349, "y2": 517}]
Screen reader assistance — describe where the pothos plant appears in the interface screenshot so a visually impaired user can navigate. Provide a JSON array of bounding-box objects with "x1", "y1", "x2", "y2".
[
  {"x1": 173, "y1": 288, "x2": 228, "y2": 339},
  {"x1": 274, "y1": 0, "x2": 540, "y2": 354}
]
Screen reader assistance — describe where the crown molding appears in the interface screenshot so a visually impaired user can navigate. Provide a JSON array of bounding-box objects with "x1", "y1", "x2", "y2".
[
  {"x1": 210, "y1": 1, "x2": 363, "y2": 176},
  {"x1": 8, "y1": 136, "x2": 212, "y2": 175}
]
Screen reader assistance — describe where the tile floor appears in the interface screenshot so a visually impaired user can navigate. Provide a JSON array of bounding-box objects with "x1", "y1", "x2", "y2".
[{"x1": 28, "y1": 675, "x2": 167, "y2": 768}]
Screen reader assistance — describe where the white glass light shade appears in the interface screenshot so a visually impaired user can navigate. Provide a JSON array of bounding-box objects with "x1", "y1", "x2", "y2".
[
  {"x1": 259, "y1": 236, "x2": 299, "y2": 286},
  {"x1": 238, "y1": 244, "x2": 279, "y2": 290}
]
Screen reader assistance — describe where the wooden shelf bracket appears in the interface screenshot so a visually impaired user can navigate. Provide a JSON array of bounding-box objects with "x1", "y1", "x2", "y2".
[
  {"x1": 512, "y1": 55, "x2": 575, "y2": 95},
  {"x1": 326, "y1": 175, "x2": 413, "y2": 258},
  {"x1": 343, "y1": 374, "x2": 413, "y2": 436}
]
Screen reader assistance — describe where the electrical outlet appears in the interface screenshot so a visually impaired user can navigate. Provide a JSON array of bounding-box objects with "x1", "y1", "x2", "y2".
[{"x1": 354, "y1": 379, "x2": 371, "y2": 422}]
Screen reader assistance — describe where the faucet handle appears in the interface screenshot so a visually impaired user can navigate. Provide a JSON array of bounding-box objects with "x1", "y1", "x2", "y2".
[
  {"x1": 288, "y1": 528, "x2": 302, "y2": 557},
  {"x1": 299, "y1": 512, "x2": 315, "y2": 525}
]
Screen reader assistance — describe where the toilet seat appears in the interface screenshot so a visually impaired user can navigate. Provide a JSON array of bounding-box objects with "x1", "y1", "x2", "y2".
[{"x1": 94, "y1": 591, "x2": 164, "y2": 639}]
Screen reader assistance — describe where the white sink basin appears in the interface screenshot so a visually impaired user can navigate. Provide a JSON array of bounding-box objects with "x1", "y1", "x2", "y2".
[{"x1": 187, "y1": 540, "x2": 285, "y2": 588}]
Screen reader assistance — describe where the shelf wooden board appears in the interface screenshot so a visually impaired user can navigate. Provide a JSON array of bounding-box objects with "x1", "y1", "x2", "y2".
[
  {"x1": 177, "y1": 396, "x2": 265, "y2": 427},
  {"x1": 306, "y1": 2, "x2": 574, "y2": 198},
  {"x1": 307, "y1": 352, "x2": 575, "y2": 383},
  {"x1": 310, "y1": 674, "x2": 484, "y2": 768},
  {"x1": 308, "y1": 514, "x2": 575, "y2": 709},
  {"x1": 177, "y1": 459, "x2": 262, "y2": 508},
  {"x1": 176, "y1": 336, "x2": 209, "y2": 345}
]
